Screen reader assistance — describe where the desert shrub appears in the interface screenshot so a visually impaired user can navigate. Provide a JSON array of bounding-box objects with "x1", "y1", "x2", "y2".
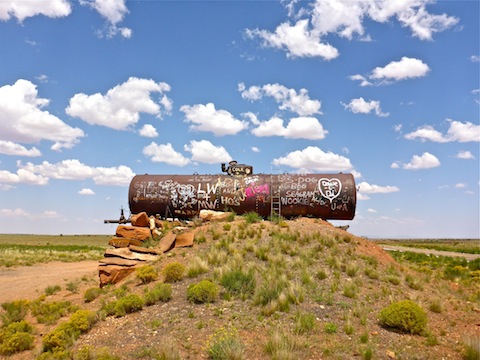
[
  {"x1": 113, "y1": 294, "x2": 145, "y2": 317},
  {"x1": 429, "y1": 299, "x2": 443, "y2": 314},
  {"x1": 220, "y1": 269, "x2": 255, "y2": 298},
  {"x1": 42, "y1": 310, "x2": 97, "y2": 353},
  {"x1": 264, "y1": 330, "x2": 301, "y2": 359},
  {"x1": 405, "y1": 274, "x2": 423, "y2": 290},
  {"x1": 379, "y1": 300, "x2": 427, "y2": 335},
  {"x1": 162, "y1": 262, "x2": 186, "y2": 283},
  {"x1": 324, "y1": 322, "x2": 337, "y2": 334},
  {"x1": 208, "y1": 327, "x2": 245, "y2": 360},
  {"x1": 187, "y1": 280, "x2": 218, "y2": 304},
  {"x1": 1, "y1": 300, "x2": 29, "y2": 325},
  {"x1": 30, "y1": 300, "x2": 78, "y2": 325},
  {"x1": 243, "y1": 211, "x2": 262, "y2": 224},
  {"x1": 144, "y1": 283, "x2": 172, "y2": 305},
  {"x1": 136, "y1": 265, "x2": 158, "y2": 284},
  {"x1": 463, "y1": 337, "x2": 480, "y2": 360},
  {"x1": 187, "y1": 257, "x2": 209, "y2": 278},
  {"x1": 45, "y1": 285, "x2": 62, "y2": 296},
  {"x1": 294, "y1": 311, "x2": 315, "y2": 334},
  {"x1": 0, "y1": 320, "x2": 35, "y2": 356},
  {"x1": 84, "y1": 287, "x2": 103, "y2": 303},
  {"x1": 74, "y1": 346, "x2": 121, "y2": 360}
]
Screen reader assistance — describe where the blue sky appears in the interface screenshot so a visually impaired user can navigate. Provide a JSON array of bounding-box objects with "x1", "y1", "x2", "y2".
[{"x1": 0, "y1": 0, "x2": 478, "y2": 238}]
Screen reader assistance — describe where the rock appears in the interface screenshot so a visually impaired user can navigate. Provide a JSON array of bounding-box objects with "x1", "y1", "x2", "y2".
[
  {"x1": 116, "y1": 225, "x2": 151, "y2": 241},
  {"x1": 149, "y1": 216, "x2": 164, "y2": 230},
  {"x1": 98, "y1": 265, "x2": 138, "y2": 287},
  {"x1": 99, "y1": 258, "x2": 140, "y2": 266},
  {"x1": 386, "y1": 350, "x2": 396, "y2": 359},
  {"x1": 104, "y1": 248, "x2": 159, "y2": 261},
  {"x1": 108, "y1": 237, "x2": 144, "y2": 248},
  {"x1": 108, "y1": 237, "x2": 131, "y2": 248},
  {"x1": 172, "y1": 226, "x2": 190, "y2": 234},
  {"x1": 129, "y1": 245, "x2": 161, "y2": 255},
  {"x1": 158, "y1": 232, "x2": 176, "y2": 253},
  {"x1": 175, "y1": 231, "x2": 194, "y2": 248},
  {"x1": 199, "y1": 209, "x2": 232, "y2": 221},
  {"x1": 130, "y1": 212, "x2": 150, "y2": 227}
]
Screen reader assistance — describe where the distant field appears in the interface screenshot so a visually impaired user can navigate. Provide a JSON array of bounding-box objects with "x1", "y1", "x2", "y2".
[
  {"x1": 373, "y1": 238, "x2": 480, "y2": 254},
  {"x1": 0, "y1": 234, "x2": 110, "y2": 267}
]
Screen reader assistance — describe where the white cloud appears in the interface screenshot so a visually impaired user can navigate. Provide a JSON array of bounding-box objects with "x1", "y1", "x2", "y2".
[
  {"x1": 245, "y1": 19, "x2": 339, "y2": 60},
  {"x1": 0, "y1": 208, "x2": 30, "y2": 217},
  {"x1": 81, "y1": 0, "x2": 132, "y2": 38},
  {"x1": 184, "y1": 140, "x2": 232, "y2": 164},
  {"x1": 405, "y1": 120, "x2": 480, "y2": 143},
  {"x1": 246, "y1": 0, "x2": 457, "y2": 59},
  {"x1": 180, "y1": 103, "x2": 248, "y2": 136},
  {"x1": 367, "y1": 208, "x2": 377, "y2": 213},
  {"x1": 0, "y1": 168, "x2": 49, "y2": 185},
  {"x1": 402, "y1": 152, "x2": 441, "y2": 170},
  {"x1": 0, "y1": 140, "x2": 41, "y2": 157},
  {"x1": 239, "y1": 83, "x2": 322, "y2": 116},
  {"x1": 143, "y1": 142, "x2": 190, "y2": 166},
  {"x1": 0, "y1": 79, "x2": 85, "y2": 151},
  {"x1": 455, "y1": 151, "x2": 475, "y2": 160},
  {"x1": 352, "y1": 57, "x2": 430, "y2": 86},
  {"x1": 358, "y1": 181, "x2": 399, "y2": 194},
  {"x1": 454, "y1": 183, "x2": 466, "y2": 189},
  {"x1": 251, "y1": 146, "x2": 260, "y2": 153},
  {"x1": 139, "y1": 124, "x2": 158, "y2": 138},
  {"x1": 18, "y1": 159, "x2": 134, "y2": 186},
  {"x1": 341, "y1": 97, "x2": 389, "y2": 117},
  {"x1": 66, "y1": 77, "x2": 172, "y2": 131},
  {"x1": 404, "y1": 125, "x2": 448, "y2": 143},
  {"x1": 251, "y1": 116, "x2": 328, "y2": 140},
  {"x1": 0, "y1": 0, "x2": 71, "y2": 22},
  {"x1": 471, "y1": 55, "x2": 480, "y2": 63},
  {"x1": 272, "y1": 146, "x2": 354, "y2": 172},
  {"x1": 78, "y1": 188, "x2": 95, "y2": 195}
]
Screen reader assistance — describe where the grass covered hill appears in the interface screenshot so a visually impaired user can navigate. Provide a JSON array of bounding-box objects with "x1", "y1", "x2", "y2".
[{"x1": 0, "y1": 215, "x2": 479, "y2": 359}]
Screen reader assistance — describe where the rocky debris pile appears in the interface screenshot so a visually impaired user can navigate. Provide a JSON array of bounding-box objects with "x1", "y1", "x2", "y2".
[{"x1": 98, "y1": 210, "x2": 233, "y2": 287}]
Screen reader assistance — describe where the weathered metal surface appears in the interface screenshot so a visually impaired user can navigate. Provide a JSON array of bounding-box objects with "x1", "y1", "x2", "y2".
[{"x1": 128, "y1": 173, "x2": 356, "y2": 220}]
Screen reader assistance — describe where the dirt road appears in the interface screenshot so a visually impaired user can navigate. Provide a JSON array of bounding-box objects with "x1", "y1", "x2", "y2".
[
  {"x1": 0, "y1": 261, "x2": 99, "y2": 303},
  {"x1": 380, "y1": 245, "x2": 480, "y2": 261}
]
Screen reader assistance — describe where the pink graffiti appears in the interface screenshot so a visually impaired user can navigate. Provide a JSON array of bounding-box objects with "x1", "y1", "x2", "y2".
[{"x1": 245, "y1": 183, "x2": 269, "y2": 198}]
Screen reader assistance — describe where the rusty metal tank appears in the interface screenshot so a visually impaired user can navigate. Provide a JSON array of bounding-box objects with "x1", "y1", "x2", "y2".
[{"x1": 128, "y1": 172, "x2": 356, "y2": 220}]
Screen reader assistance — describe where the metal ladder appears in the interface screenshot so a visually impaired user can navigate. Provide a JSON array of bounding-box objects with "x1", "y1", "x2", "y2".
[{"x1": 270, "y1": 172, "x2": 281, "y2": 218}]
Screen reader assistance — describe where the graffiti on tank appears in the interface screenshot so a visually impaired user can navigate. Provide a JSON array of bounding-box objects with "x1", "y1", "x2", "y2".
[
  {"x1": 245, "y1": 183, "x2": 269, "y2": 199},
  {"x1": 318, "y1": 178, "x2": 342, "y2": 201}
]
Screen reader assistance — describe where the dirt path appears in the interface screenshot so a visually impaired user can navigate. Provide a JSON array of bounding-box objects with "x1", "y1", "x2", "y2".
[
  {"x1": 380, "y1": 245, "x2": 480, "y2": 261},
  {"x1": 0, "y1": 261, "x2": 99, "y2": 303}
]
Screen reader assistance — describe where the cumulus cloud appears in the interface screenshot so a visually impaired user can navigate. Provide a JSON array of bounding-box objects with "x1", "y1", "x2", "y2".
[
  {"x1": 184, "y1": 140, "x2": 232, "y2": 164},
  {"x1": 143, "y1": 142, "x2": 190, "y2": 166},
  {"x1": 399, "y1": 152, "x2": 441, "y2": 170},
  {"x1": 405, "y1": 120, "x2": 480, "y2": 143},
  {"x1": 0, "y1": 140, "x2": 41, "y2": 157},
  {"x1": 351, "y1": 57, "x2": 430, "y2": 86},
  {"x1": 246, "y1": 0, "x2": 457, "y2": 59},
  {"x1": 357, "y1": 181, "x2": 399, "y2": 194},
  {"x1": 66, "y1": 77, "x2": 172, "y2": 131},
  {"x1": 250, "y1": 115, "x2": 328, "y2": 140},
  {"x1": 139, "y1": 124, "x2": 158, "y2": 138},
  {"x1": 180, "y1": 103, "x2": 248, "y2": 136},
  {"x1": 341, "y1": 97, "x2": 389, "y2": 116},
  {"x1": 0, "y1": 168, "x2": 49, "y2": 186},
  {"x1": 0, "y1": 0, "x2": 71, "y2": 22},
  {"x1": 17, "y1": 159, "x2": 134, "y2": 186},
  {"x1": 245, "y1": 19, "x2": 339, "y2": 60},
  {"x1": 78, "y1": 188, "x2": 95, "y2": 195},
  {"x1": 455, "y1": 151, "x2": 475, "y2": 160},
  {"x1": 239, "y1": 82, "x2": 322, "y2": 116},
  {"x1": 0, "y1": 208, "x2": 61, "y2": 219},
  {"x1": 80, "y1": 0, "x2": 132, "y2": 38},
  {"x1": 0, "y1": 80, "x2": 85, "y2": 151},
  {"x1": 272, "y1": 146, "x2": 354, "y2": 172}
]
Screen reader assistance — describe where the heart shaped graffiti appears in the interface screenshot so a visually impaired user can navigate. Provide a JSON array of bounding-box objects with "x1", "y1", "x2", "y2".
[{"x1": 318, "y1": 178, "x2": 342, "y2": 201}]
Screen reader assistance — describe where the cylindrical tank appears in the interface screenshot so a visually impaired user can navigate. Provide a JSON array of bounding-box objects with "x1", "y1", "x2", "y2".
[{"x1": 129, "y1": 173, "x2": 356, "y2": 220}]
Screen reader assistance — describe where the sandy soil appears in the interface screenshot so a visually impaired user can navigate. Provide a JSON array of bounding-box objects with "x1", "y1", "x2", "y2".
[{"x1": 0, "y1": 261, "x2": 99, "y2": 303}]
